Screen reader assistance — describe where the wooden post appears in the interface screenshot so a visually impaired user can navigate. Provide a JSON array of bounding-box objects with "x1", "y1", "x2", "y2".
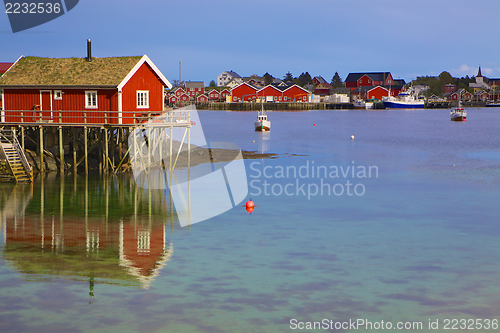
[
  {"x1": 110, "y1": 128, "x2": 115, "y2": 171},
  {"x1": 21, "y1": 127, "x2": 24, "y2": 151},
  {"x1": 118, "y1": 128, "x2": 123, "y2": 162},
  {"x1": 104, "y1": 127, "x2": 109, "y2": 174},
  {"x1": 73, "y1": 127, "x2": 77, "y2": 174}
]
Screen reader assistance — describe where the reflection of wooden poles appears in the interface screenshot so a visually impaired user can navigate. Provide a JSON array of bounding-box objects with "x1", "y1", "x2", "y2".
[
  {"x1": 60, "y1": 174, "x2": 64, "y2": 251},
  {"x1": 85, "y1": 174, "x2": 88, "y2": 245},
  {"x1": 59, "y1": 126, "x2": 64, "y2": 174},
  {"x1": 188, "y1": 117, "x2": 191, "y2": 228},
  {"x1": 104, "y1": 127, "x2": 109, "y2": 174},
  {"x1": 169, "y1": 122, "x2": 173, "y2": 231},
  {"x1": 84, "y1": 127, "x2": 88, "y2": 174},
  {"x1": 73, "y1": 127, "x2": 77, "y2": 174},
  {"x1": 40, "y1": 174, "x2": 44, "y2": 248},
  {"x1": 39, "y1": 126, "x2": 44, "y2": 173}
]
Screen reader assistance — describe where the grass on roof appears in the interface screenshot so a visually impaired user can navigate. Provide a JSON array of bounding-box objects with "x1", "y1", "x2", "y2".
[{"x1": 0, "y1": 56, "x2": 142, "y2": 86}]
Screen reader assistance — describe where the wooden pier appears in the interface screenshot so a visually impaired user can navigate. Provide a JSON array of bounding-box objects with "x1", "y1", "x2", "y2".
[
  {"x1": 0, "y1": 109, "x2": 192, "y2": 179},
  {"x1": 196, "y1": 102, "x2": 354, "y2": 111}
]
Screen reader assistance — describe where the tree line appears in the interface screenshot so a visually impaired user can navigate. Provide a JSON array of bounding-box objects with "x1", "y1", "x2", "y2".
[{"x1": 413, "y1": 71, "x2": 477, "y2": 96}]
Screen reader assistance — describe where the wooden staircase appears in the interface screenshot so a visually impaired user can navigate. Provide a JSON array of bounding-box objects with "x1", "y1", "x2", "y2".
[{"x1": 0, "y1": 129, "x2": 33, "y2": 183}]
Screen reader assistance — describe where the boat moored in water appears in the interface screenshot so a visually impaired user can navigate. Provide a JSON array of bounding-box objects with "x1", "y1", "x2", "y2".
[
  {"x1": 485, "y1": 100, "x2": 500, "y2": 107},
  {"x1": 450, "y1": 105, "x2": 467, "y2": 121},
  {"x1": 255, "y1": 105, "x2": 271, "y2": 131},
  {"x1": 382, "y1": 92, "x2": 425, "y2": 109}
]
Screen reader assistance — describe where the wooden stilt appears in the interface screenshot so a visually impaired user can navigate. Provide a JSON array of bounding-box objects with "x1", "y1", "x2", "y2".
[
  {"x1": 104, "y1": 127, "x2": 109, "y2": 174},
  {"x1": 73, "y1": 127, "x2": 77, "y2": 173}
]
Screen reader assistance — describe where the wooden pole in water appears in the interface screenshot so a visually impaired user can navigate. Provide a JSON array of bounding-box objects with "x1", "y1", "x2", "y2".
[
  {"x1": 110, "y1": 128, "x2": 115, "y2": 171},
  {"x1": 73, "y1": 127, "x2": 77, "y2": 174},
  {"x1": 104, "y1": 127, "x2": 109, "y2": 174}
]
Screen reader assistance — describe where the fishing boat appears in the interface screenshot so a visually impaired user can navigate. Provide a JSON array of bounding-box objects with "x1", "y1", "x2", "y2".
[
  {"x1": 353, "y1": 99, "x2": 366, "y2": 109},
  {"x1": 382, "y1": 91, "x2": 425, "y2": 109},
  {"x1": 485, "y1": 100, "x2": 500, "y2": 107},
  {"x1": 255, "y1": 105, "x2": 271, "y2": 131},
  {"x1": 450, "y1": 104, "x2": 467, "y2": 121}
]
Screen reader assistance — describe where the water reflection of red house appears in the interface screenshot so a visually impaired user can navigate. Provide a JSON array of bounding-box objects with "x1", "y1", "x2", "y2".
[
  {"x1": 2, "y1": 216, "x2": 172, "y2": 289},
  {"x1": 120, "y1": 222, "x2": 172, "y2": 288}
]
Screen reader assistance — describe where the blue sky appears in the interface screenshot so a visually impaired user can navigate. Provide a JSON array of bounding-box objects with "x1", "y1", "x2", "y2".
[{"x1": 2, "y1": 0, "x2": 500, "y2": 84}]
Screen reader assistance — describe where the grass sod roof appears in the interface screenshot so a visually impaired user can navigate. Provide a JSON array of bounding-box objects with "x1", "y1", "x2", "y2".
[{"x1": 0, "y1": 56, "x2": 143, "y2": 87}]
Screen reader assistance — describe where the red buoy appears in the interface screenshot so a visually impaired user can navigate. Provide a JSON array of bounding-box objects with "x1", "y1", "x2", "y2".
[
  {"x1": 245, "y1": 199, "x2": 255, "y2": 209},
  {"x1": 246, "y1": 206, "x2": 254, "y2": 214}
]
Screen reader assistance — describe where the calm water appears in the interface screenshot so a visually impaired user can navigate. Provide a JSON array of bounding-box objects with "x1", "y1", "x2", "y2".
[{"x1": 1, "y1": 108, "x2": 500, "y2": 332}]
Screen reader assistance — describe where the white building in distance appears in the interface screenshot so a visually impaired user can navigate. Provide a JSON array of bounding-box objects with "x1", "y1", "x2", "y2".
[{"x1": 217, "y1": 70, "x2": 241, "y2": 87}]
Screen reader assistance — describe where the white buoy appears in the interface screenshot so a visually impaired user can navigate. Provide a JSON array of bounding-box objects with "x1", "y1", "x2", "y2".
[{"x1": 351, "y1": 135, "x2": 355, "y2": 140}]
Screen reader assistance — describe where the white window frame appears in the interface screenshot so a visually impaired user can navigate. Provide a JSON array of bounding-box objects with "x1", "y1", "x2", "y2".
[
  {"x1": 137, "y1": 90, "x2": 149, "y2": 108},
  {"x1": 85, "y1": 91, "x2": 98, "y2": 109},
  {"x1": 54, "y1": 90, "x2": 63, "y2": 100}
]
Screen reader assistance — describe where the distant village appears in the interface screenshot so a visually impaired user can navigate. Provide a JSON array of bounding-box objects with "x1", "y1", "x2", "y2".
[{"x1": 167, "y1": 68, "x2": 500, "y2": 106}]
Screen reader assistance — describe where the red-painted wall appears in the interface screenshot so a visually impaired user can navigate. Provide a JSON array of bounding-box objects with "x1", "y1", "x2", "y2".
[
  {"x1": 231, "y1": 84, "x2": 257, "y2": 102},
  {"x1": 283, "y1": 85, "x2": 309, "y2": 102},
  {"x1": 121, "y1": 63, "x2": 165, "y2": 124},
  {"x1": 257, "y1": 86, "x2": 282, "y2": 102},
  {"x1": 367, "y1": 87, "x2": 389, "y2": 100},
  {"x1": 3, "y1": 88, "x2": 117, "y2": 123}
]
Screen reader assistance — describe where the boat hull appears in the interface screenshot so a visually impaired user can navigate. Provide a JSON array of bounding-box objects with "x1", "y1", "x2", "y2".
[
  {"x1": 451, "y1": 115, "x2": 466, "y2": 121},
  {"x1": 383, "y1": 101, "x2": 425, "y2": 109},
  {"x1": 255, "y1": 120, "x2": 271, "y2": 131}
]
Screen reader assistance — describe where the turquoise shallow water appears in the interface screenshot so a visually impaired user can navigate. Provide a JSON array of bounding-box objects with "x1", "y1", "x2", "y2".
[{"x1": 1, "y1": 108, "x2": 500, "y2": 332}]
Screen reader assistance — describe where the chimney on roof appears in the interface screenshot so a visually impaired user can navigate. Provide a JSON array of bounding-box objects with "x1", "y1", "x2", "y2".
[{"x1": 87, "y1": 39, "x2": 92, "y2": 62}]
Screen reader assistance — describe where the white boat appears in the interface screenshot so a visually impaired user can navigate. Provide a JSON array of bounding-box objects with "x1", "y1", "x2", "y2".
[
  {"x1": 450, "y1": 104, "x2": 467, "y2": 121},
  {"x1": 255, "y1": 105, "x2": 271, "y2": 131},
  {"x1": 353, "y1": 99, "x2": 366, "y2": 108},
  {"x1": 382, "y1": 92, "x2": 425, "y2": 109}
]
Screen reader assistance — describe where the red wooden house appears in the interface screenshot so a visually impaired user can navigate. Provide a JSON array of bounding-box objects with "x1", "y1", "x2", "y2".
[
  {"x1": 314, "y1": 83, "x2": 331, "y2": 96},
  {"x1": 168, "y1": 95, "x2": 178, "y2": 104},
  {"x1": 196, "y1": 94, "x2": 209, "y2": 103},
  {"x1": 178, "y1": 93, "x2": 190, "y2": 102},
  {"x1": 443, "y1": 84, "x2": 457, "y2": 94},
  {"x1": 345, "y1": 72, "x2": 394, "y2": 89},
  {"x1": 283, "y1": 84, "x2": 311, "y2": 102},
  {"x1": 0, "y1": 55, "x2": 172, "y2": 125},
  {"x1": 312, "y1": 76, "x2": 328, "y2": 86},
  {"x1": 230, "y1": 83, "x2": 258, "y2": 102},
  {"x1": 173, "y1": 87, "x2": 186, "y2": 97},
  {"x1": 451, "y1": 89, "x2": 472, "y2": 101},
  {"x1": 220, "y1": 89, "x2": 231, "y2": 101},
  {"x1": 350, "y1": 86, "x2": 389, "y2": 102},
  {"x1": 207, "y1": 89, "x2": 220, "y2": 101},
  {"x1": 185, "y1": 81, "x2": 205, "y2": 97},
  {"x1": 257, "y1": 84, "x2": 284, "y2": 102},
  {"x1": 473, "y1": 90, "x2": 489, "y2": 101}
]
